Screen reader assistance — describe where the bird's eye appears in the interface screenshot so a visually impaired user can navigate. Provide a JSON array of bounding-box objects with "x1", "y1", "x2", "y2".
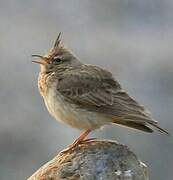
[{"x1": 53, "y1": 57, "x2": 62, "y2": 64}]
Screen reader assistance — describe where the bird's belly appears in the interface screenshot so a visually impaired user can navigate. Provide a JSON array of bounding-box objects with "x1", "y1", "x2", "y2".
[{"x1": 44, "y1": 89, "x2": 110, "y2": 130}]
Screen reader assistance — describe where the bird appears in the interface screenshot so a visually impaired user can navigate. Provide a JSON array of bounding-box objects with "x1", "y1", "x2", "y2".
[{"x1": 32, "y1": 33, "x2": 169, "y2": 151}]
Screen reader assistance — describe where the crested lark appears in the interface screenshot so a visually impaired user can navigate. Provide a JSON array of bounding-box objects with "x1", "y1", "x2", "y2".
[{"x1": 32, "y1": 33, "x2": 169, "y2": 151}]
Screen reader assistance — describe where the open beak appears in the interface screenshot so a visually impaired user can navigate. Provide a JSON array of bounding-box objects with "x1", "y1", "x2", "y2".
[{"x1": 31, "y1": 55, "x2": 48, "y2": 65}]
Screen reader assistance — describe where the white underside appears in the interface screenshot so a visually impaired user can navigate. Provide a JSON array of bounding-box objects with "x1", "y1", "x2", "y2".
[{"x1": 44, "y1": 88, "x2": 111, "y2": 130}]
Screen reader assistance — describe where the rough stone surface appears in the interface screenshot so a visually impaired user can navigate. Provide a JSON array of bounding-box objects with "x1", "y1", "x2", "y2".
[{"x1": 27, "y1": 140, "x2": 149, "y2": 180}]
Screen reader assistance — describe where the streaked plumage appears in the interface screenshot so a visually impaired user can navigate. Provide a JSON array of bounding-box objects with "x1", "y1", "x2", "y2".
[{"x1": 33, "y1": 33, "x2": 169, "y2": 141}]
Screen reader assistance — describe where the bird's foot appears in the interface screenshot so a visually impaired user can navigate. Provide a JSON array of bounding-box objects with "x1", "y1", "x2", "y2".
[
  {"x1": 60, "y1": 130, "x2": 91, "y2": 154},
  {"x1": 80, "y1": 138, "x2": 97, "y2": 143}
]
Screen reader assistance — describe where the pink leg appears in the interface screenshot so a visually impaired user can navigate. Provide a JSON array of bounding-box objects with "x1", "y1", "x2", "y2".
[{"x1": 61, "y1": 130, "x2": 91, "y2": 153}]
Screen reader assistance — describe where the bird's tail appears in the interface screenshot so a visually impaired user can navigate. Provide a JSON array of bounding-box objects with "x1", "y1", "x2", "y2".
[
  {"x1": 113, "y1": 120, "x2": 153, "y2": 133},
  {"x1": 147, "y1": 121, "x2": 170, "y2": 135},
  {"x1": 111, "y1": 89, "x2": 170, "y2": 135},
  {"x1": 113, "y1": 117, "x2": 170, "y2": 135}
]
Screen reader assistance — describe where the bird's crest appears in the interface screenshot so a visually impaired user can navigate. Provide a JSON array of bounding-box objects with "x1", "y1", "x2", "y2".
[{"x1": 54, "y1": 32, "x2": 61, "y2": 49}]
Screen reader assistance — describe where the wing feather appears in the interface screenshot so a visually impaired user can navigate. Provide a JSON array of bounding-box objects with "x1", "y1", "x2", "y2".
[
  {"x1": 57, "y1": 65, "x2": 116, "y2": 106},
  {"x1": 56, "y1": 64, "x2": 168, "y2": 134}
]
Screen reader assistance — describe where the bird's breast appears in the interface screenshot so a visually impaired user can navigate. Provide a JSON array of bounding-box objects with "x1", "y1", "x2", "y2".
[{"x1": 43, "y1": 85, "x2": 110, "y2": 130}]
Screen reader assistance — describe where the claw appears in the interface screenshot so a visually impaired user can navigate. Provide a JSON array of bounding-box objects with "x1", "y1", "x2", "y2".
[{"x1": 80, "y1": 138, "x2": 97, "y2": 143}]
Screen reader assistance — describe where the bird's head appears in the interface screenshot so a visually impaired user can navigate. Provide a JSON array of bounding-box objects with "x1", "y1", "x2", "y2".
[{"x1": 32, "y1": 33, "x2": 81, "y2": 73}]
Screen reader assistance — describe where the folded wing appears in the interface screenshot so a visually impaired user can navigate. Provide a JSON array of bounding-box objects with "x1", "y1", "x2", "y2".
[{"x1": 56, "y1": 65, "x2": 169, "y2": 134}]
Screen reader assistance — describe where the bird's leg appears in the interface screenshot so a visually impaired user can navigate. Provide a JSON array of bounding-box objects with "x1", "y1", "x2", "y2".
[
  {"x1": 69, "y1": 129, "x2": 92, "y2": 147},
  {"x1": 60, "y1": 130, "x2": 91, "y2": 153}
]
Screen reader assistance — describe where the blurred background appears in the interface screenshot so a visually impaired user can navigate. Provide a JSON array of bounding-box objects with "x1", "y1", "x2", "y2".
[{"x1": 0, "y1": 0, "x2": 173, "y2": 179}]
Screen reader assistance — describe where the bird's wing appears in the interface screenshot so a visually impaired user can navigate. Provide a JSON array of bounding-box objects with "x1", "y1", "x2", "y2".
[
  {"x1": 57, "y1": 64, "x2": 149, "y2": 118},
  {"x1": 57, "y1": 64, "x2": 119, "y2": 106},
  {"x1": 56, "y1": 64, "x2": 169, "y2": 134}
]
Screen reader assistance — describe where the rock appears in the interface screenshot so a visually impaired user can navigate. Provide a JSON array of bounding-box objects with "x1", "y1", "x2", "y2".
[{"x1": 27, "y1": 140, "x2": 149, "y2": 180}]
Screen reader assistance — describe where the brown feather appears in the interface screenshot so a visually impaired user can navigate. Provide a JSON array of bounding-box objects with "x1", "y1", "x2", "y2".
[
  {"x1": 55, "y1": 64, "x2": 169, "y2": 134},
  {"x1": 113, "y1": 120, "x2": 153, "y2": 133}
]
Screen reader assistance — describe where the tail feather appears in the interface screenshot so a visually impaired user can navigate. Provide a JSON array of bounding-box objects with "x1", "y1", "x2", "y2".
[
  {"x1": 148, "y1": 122, "x2": 170, "y2": 135},
  {"x1": 113, "y1": 118, "x2": 169, "y2": 135},
  {"x1": 109, "y1": 90, "x2": 170, "y2": 135},
  {"x1": 113, "y1": 120, "x2": 153, "y2": 133}
]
